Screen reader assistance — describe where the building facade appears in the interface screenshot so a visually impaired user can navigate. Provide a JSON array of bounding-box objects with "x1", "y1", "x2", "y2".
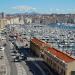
[
  {"x1": 30, "y1": 38, "x2": 75, "y2": 75},
  {"x1": 0, "y1": 19, "x2": 7, "y2": 29}
]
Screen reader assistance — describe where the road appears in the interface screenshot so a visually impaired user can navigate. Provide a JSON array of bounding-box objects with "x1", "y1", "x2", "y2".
[
  {"x1": 5, "y1": 34, "x2": 33, "y2": 75},
  {"x1": 5, "y1": 34, "x2": 18, "y2": 75},
  {"x1": 4, "y1": 32, "x2": 59, "y2": 75},
  {"x1": 18, "y1": 47, "x2": 57, "y2": 75},
  {"x1": 14, "y1": 47, "x2": 45, "y2": 75},
  {"x1": 19, "y1": 50, "x2": 46, "y2": 75}
]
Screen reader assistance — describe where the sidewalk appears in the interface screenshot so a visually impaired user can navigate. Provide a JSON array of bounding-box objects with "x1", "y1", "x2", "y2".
[
  {"x1": 0, "y1": 48, "x2": 6, "y2": 75},
  {"x1": 0, "y1": 47, "x2": 10, "y2": 75},
  {"x1": 4, "y1": 52, "x2": 11, "y2": 75},
  {"x1": 15, "y1": 62, "x2": 27, "y2": 75},
  {"x1": 0, "y1": 58, "x2": 6, "y2": 75}
]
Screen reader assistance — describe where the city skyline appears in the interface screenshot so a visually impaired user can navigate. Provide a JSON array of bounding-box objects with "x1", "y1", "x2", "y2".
[{"x1": 0, "y1": 0, "x2": 75, "y2": 14}]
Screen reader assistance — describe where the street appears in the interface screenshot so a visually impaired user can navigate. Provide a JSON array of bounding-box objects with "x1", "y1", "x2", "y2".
[
  {"x1": 5, "y1": 33, "x2": 47, "y2": 75},
  {"x1": 5, "y1": 34, "x2": 17, "y2": 75},
  {"x1": 3, "y1": 32, "x2": 59, "y2": 75}
]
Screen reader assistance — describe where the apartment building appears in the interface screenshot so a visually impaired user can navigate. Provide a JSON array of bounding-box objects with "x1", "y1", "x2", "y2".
[{"x1": 0, "y1": 19, "x2": 7, "y2": 29}]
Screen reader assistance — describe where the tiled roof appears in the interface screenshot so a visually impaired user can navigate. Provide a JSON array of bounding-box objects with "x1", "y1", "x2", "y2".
[
  {"x1": 31, "y1": 38, "x2": 75, "y2": 63},
  {"x1": 31, "y1": 38, "x2": 49, "y2": 47},
  {"x1": 48, "y1": 47, "x2": 75, "y2": 63}
]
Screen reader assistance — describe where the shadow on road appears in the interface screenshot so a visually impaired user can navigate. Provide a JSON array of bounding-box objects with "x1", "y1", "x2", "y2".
[{"x1": 15, "y1": 47, "x2": 59, "y2": 75}]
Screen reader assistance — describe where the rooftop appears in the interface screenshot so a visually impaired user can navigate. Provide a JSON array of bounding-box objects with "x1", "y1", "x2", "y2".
[
  {"x1": 48, "y1": 47, "x2": 75, "y2": 63},
  {"x1": 31, "y1": 38, "x2": 50, "y2": 47},
  {"x1": 31, "y1": 38, "x2": 75, "y2": 63}
]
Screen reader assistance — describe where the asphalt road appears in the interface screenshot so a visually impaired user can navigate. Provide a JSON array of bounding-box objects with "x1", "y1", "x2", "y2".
[
  {"x1": 5, "y1": 32, "x2": 59, "y2": 75},
  {"x1": 5, "y1": 34, "x2": 17, "y2": 75},
  {"x1": 14, "y1": 47, "x2": 45, "y2": 75},
  {"x1": 18, "y1": 47, "x2": 56, "y2": 75}
]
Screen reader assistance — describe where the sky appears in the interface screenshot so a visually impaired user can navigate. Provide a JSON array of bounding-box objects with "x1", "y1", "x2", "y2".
[{"x1": 0, "y1": 0, "x2": 75, "y2": 14}]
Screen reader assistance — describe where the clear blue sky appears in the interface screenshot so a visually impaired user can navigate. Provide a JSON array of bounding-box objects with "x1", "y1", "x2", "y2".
[{"x1": 0, "y1": 0, "x2": 75, "y2": 14}]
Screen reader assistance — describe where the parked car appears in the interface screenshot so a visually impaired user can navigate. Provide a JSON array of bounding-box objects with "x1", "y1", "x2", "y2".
[{"x1": 0, "y1": 47, "x2": 5, "y2": 51}]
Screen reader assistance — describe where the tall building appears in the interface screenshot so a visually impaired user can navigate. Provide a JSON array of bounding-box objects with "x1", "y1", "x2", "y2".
[
  {"x1": 2, "y1": 12, "x2": 5, "y2": 18},
  {"x1": 0, "y1": 12, "x2": 5, "y2": 19}
]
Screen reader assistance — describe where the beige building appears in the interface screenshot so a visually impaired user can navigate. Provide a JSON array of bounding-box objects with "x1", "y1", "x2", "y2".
[
  {"x1": 25, "y1": 17, "x2": 32, "y2": 24},
  {"x1": 7, "y1": 17, "x2": 20, "y2": 24},
  {"x1": 0, "y1": 19, "x2": 7, "y2": 29},
  {"x1": 30, "y1": 38, "x2": 75, "y2": 75},
  {"x1": 6, "y1": 17, "x2": 24, "y2": 25}
]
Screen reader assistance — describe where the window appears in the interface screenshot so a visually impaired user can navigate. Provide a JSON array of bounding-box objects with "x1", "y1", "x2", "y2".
[
  {"x1": 71, "y1": 71, "x2": 75, "y2": 75},
  {"x1": 60, "y1": 69, "x2": 65, "y2": 75}
]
